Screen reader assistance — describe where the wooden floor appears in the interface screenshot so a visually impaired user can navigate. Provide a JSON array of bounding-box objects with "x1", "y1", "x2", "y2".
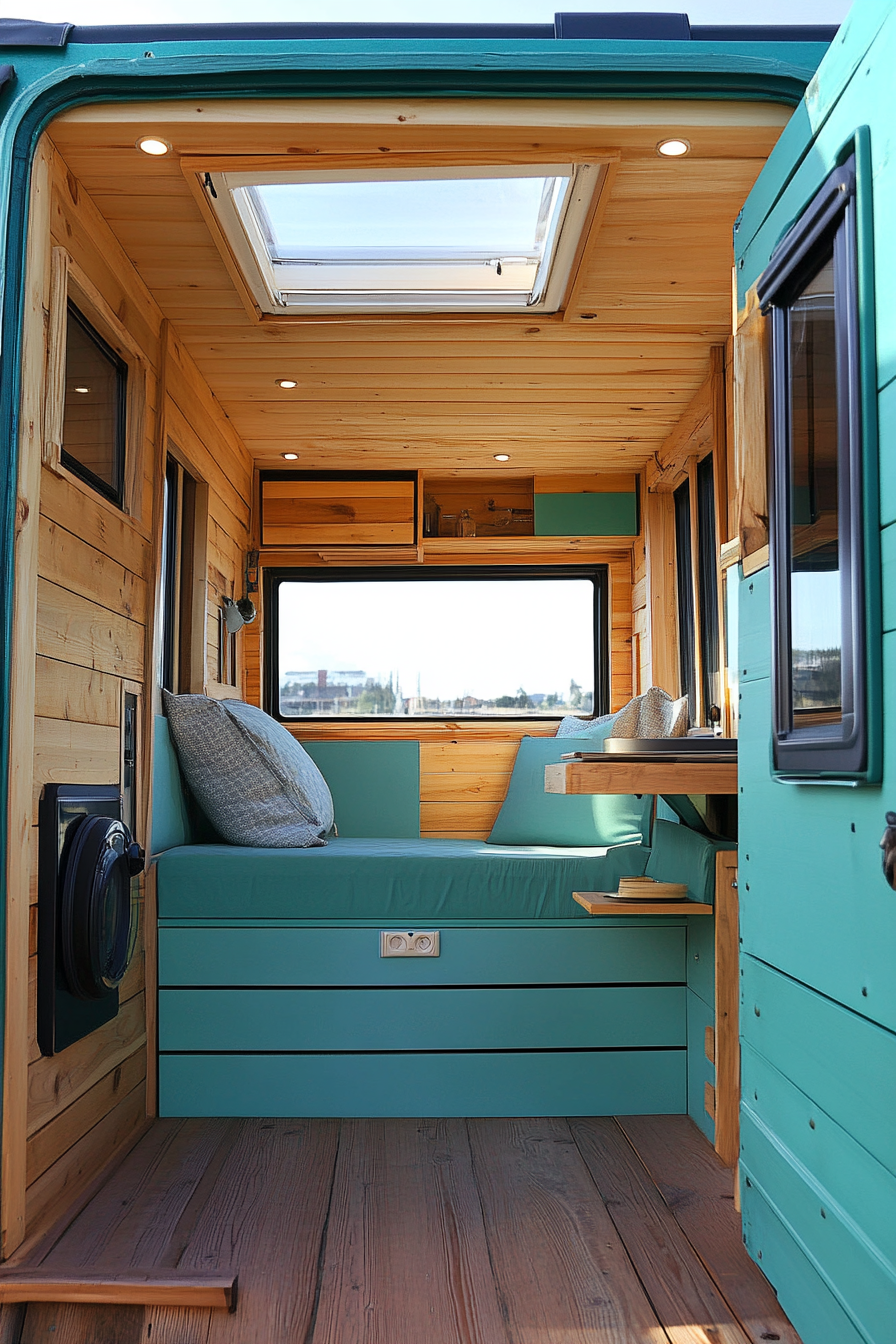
[{"x1": 0, "y1": 1115, "x2": 801, "y2": 1344}]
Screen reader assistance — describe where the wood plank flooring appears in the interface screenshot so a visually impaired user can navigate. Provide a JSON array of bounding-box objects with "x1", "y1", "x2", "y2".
[{"x1": 1, "y1": 1115, "x2": 801, "y2": 1344}]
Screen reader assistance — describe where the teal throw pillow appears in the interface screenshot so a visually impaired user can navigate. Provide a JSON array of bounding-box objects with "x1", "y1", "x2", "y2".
[{"x1": 486, "y1": 734, "x2": 651, "y2": 848}]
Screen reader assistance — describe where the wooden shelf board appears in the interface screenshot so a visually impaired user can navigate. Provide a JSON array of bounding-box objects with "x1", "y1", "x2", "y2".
[
  {"x1": 573, "y1": 893, "x2": 712, "y2": 916},
  {"x1": 545, "y1": 759, "x2": 738, "y2": 795}
]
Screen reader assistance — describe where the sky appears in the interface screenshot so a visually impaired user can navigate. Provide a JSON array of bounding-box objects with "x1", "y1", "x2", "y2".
[
  {"x1": 3, "y1": 0, "x2": 851, "y2": 28},
  {"x1": 278, "y1": 578, "x2": 595, "y2": 704}
]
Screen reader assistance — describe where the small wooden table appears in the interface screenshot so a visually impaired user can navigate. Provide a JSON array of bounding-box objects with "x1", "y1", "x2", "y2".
[{"x1": 544, "y1": 757, "x2": 738, "y2": 838}]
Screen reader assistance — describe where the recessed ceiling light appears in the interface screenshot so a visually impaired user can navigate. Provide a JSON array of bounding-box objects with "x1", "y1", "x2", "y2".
[
  {"x1": 136, "y1": 136, "x2": 171, "y2": 157},
  {"x1": 276, "y1": 379, "x2": 298, "y2": 389},
  {"x1": 73, "y1": 386, "x2": 90, "y2": 394},
  {"x1": 657, "y1": 138, "x2": 690, "y2": 158},
  {"x1": 281, "y1": 452, "x2": 299, "y2": 460},
  {"x1": 494, "y1": 454, "x2": 511, "y2": 462}
]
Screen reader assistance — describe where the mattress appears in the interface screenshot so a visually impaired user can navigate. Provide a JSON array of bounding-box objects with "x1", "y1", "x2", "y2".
[{"x1": 155, "y1": 835, "x2": 650, "y2": 921}]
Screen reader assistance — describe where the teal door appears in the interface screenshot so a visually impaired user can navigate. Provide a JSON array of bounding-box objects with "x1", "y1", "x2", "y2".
[{"x1": 734, "y1": 5, "x2": 896, "y2": 1342}]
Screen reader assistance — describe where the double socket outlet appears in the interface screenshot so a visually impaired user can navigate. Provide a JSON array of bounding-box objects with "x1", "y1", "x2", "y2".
[{"x1": 379, "y1": 930, "x2": 440, "y2": 957}]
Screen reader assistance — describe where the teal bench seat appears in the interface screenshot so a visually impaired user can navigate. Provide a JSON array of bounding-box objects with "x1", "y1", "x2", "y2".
[
  {"x1": 152, "y1": 717, "x2": 726, "y2": 1121},
  {"x1": 155, "y1": 835, "x2": 650, "y2": 922}
]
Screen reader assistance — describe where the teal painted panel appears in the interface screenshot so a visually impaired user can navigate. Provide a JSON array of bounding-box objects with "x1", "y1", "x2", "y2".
[
  {"x1": 881, "y1": 381, "x2": 896, "y2": 530},
  {"x1": 882, "y1": 522, "x2": 896, "y2": 631},
  {"x1": 533, "y1": 492, "x2": 638, "y2": 537},
  {"x1": 158, "y1": 1049, "x2": 686, "y2": 1119},
  {"x1": 686, "y1": 991, "x2": 715, "y2": 1146},
  {"x1": 158, "y1": 923, "x2": 686, "y2": 988},
  {"x1": 740, "y1": 1177, "x2": 869, "y2": 1344},
  {"x1": 686, "y1": 914, "x2": 715, "y2": 1011},
  {"x1": 151, "y1": 716, "x2": 193, "y2": 854},
  {"x1": 741, "y1": 1114, "x2": 896, "y2": 1344},
  {"x1": 159, "y1": 985, "x2": 685, "y2": 1052},
  {"x1": 738, "y1": 667, "x2": 896, "y2": 1032},
  {"x1": 742, "y1": 1042, "x2": 896, "y2": 1275},
  {"x1": 737, "y1": 567, "x2": 771, "y2": 684},
  {"x1": 302, "y1": 740, "x2": 419, "y2": 838},
  {"x1": 740, "y1": 956, "x2": 896, "y2": 1175}
]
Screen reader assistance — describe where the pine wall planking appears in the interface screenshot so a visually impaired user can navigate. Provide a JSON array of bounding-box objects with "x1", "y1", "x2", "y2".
[{"x1": 11, "y1": 138, "x2": 253, "y2": 1249}]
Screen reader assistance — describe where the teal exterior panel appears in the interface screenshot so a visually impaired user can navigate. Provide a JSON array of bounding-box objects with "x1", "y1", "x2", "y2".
[
  {"x1": 742, "y1": 1042, "x2": 896, "y2": 1276},
  {"x1": 738, "y1": 666, "x2": 896, "y2": 1032},
  {"x1": 737, "y1": 566, "x2": 771, "y2": 684},
  {"x1": 686, "y1": 991, "x2": 715, "y2": 1145},
  {"x1": 158, "y1": 1048, "x2": 686, "y2": 1119},
  {"x1": 741, "y1": 1113, "x2": 896, "y2": 1344},
  {"x1": 158, "y1": 923, "x2": 686, "y2": 988},
  {"x1": 883, "y1": 521, "x2": 896, "y2": 632},
  {"x1": 533, "y1": 492, "x2": 638, "y2": 537},
  {"x1": 159, "y1": 985, "x2": 686, "y2": 1052},
  {"x1": 880, "y1": 379, "x2": 896, "y2": 529},
  {"x1": 740, "y1": 1177, "x2": 870, "y2": 1344},
  {"x1": 740, "y1": 956, "x2": 896, "y2": 1176},
  {"x1": 301, "y1": 740, "x2": 420, "y2": 839}
]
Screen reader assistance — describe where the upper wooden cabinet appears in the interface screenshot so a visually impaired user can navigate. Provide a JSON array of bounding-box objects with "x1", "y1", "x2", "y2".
[{"x1": 260, "y1": 472, "x2": 417, "y2": 548}]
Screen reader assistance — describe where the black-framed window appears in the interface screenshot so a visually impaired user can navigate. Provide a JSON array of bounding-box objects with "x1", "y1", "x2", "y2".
[
  {"x1": 759, "y1": 155, "x2": 868, "y2": 775},
  {"x1": 674, "y1": 479, "x2": 696, "y2": 722},
  {"x1": 160, "y1": 454, "x2": 201, "y2": 694},
  {"x1": 265, "y1": 565, "x2": 609, "y2": 721},
  {"x1": 61, "y1": 302, "x2": 127, "y2": 507}
]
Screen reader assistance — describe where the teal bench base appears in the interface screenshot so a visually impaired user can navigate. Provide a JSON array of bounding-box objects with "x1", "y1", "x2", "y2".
[{"x1": 159, "y1": 1049, "x2": 686, "y2": 1119}]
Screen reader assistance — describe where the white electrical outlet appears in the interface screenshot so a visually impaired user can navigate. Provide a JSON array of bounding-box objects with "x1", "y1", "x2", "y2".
[{"x1": 380, "y1": 930, "x2": 440, "y2": 957}]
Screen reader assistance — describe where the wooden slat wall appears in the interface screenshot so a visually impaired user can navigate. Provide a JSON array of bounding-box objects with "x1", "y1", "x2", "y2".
[{"x1": 7, "y1": 139, "x2": 253, "y2": 1253}]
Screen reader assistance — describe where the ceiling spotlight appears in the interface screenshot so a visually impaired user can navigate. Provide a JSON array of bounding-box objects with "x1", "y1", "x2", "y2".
[
  {"x1": 136, "y1": 136, "x2": 171, "y2": 156},
  {"x1": 281, "y1": 452, "x2": 299, "y2": 461},
  {"x1": 657, "y1": 138, "x2": 690, "y2": 157},
  {"x1": 276, "y1": 379, "x2": 298, "y2": 389},
  {"x1": 494, "y1": 454, "x2": 511, "y2": 462}
]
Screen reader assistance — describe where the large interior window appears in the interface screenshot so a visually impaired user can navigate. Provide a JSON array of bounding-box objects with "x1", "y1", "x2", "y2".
[
  {"x1": 759, "y1": 154, "x2": 872, "y2": 776},
  {"x1": 266, "y1": 567, "x2": 608, "y2": 720},
  {"x1": 61, "y1": 302, "x2": 127, "y2": 506},
  {"x1": 202, "y1": 163, "x2": 602, "y2": 314}
]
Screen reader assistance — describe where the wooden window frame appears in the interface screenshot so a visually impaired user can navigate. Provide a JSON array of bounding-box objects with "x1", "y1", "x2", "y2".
[{"x1": 43, "y1": 249, "x2": 147, "y2": 519}]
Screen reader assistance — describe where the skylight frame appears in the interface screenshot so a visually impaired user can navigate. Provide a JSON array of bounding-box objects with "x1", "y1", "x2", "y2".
[{"x1": 202, "y1": 163, "x2": 603, "y2": 315}]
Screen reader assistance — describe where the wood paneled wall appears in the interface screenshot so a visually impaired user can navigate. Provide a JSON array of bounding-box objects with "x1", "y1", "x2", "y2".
[{"x1": 4, "y1": 138, "x2": 252, "y2": 1257}]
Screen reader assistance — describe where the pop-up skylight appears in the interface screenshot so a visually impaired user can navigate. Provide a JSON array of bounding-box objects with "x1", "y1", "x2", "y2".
[{"x1": 203, "y1": 164, "x2": 601, "y2": 314}]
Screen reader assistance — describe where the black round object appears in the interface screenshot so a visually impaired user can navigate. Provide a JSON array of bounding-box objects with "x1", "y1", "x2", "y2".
[{"x1": 59, "y1": 815, "x2": 139, "y2": 1000}]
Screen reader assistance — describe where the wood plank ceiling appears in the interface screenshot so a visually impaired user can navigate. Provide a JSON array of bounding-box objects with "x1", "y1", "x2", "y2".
[{"x1": 48, "y1": 97, "x2": 789, "y2": 475}]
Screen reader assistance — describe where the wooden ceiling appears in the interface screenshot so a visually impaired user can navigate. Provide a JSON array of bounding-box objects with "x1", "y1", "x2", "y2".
[{"x1": 48, "y1": 97, "x2": 789, "y2": 475}]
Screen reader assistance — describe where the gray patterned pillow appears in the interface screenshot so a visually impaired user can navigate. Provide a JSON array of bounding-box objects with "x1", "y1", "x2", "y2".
[{"x1": 162, "y1": 692, "x2": 333, "y2": 848}]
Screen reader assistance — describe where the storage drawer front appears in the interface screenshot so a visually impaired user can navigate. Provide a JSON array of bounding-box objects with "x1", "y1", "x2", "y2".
[
  {"x1": 158, "y1": 924, "x2": 686, "y2": 987},
  {"x1": 159, "y1": 1049, "x2": 686, "y2": 1119},
  {"x1": 159, "y1": 985, "x2": 686, "y2": 1052}
]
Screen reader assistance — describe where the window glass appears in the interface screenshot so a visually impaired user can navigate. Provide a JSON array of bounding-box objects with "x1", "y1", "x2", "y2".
[
  {"x1": 787, "y1": 256, "x2": 841, "y2": 726},
  {"x1": 272, "y1": 573, "x2": 602, "y2": 719},
  {"x1": 206, "y1": 163, "x2": 601, "y2": 313},
  {"x1": 61, "y1": 303, "x2": 126, "y2": 505}
]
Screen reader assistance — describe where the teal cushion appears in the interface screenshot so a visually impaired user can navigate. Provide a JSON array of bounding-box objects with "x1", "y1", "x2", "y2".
[
  {"x1": 156, "y1": 836, "x2": 650, "y2": 921},
  {"x1": 486, "y1": 735, "x2": 651, "y2": 848},
  {"x1": 162, "y1": 693, "x2": 334, "y2": 849}
]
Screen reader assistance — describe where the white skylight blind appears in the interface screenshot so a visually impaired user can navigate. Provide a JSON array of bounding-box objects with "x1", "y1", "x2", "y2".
[{"x1": 203, "y1": 164, "x2": 601, "y2": 314}]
